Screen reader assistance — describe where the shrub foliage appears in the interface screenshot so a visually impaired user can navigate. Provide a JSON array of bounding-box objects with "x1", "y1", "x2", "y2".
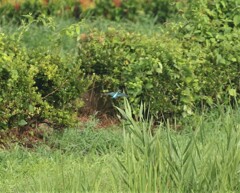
[
  {"x1": 78, "y1": 0, "x2": 240, "y2": 117},
  {"x1": 0, "y1": 33, "x2": 89, "y2": 129},
  {"x1": 0, "y1": 0, "x2": 240, "y2": 129},
  {"x1": 0, "y1": 0, "x2": 177, "y2": 24}
]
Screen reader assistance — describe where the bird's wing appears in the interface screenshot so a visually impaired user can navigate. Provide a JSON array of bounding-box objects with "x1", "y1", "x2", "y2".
[
  {"x1": 104, "y1": 92, "x2": 116, "y2": 96},
  {"x1": 117, "y1": 93, "x2": 128, "y2": 97},
  {"x1": 104, "y1": 92, "x2": 127, "y2": 98}
]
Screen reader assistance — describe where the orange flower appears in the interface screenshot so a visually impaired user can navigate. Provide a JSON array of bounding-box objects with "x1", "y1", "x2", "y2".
[
  {"x1": 42, "y1": 0, "x2": 49, "y2": 6},
  {"x1": 79, "y1": 0, "x2": 95, "y2": 11},
  {"x1": 113, "y1": 0, "x2": 122, "y2": 7},
  {"x1": 14, "y1": 3, "x2": 20, "y2": 11},
  {"x1": 80, "y1": 33, "x2": 88, "y2": 41}
]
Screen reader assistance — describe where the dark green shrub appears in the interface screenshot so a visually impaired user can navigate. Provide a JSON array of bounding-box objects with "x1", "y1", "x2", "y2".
[
  {"x1": 78, "y1": 26, "x2": 240, "y2": 117},
  {"x1": 88, "y1": 0, "x2": 177, "y2": 22},
  {"x1": 175, "y1": 0, "x2": 240, "y2": 105},
  {"x1": 0, "y1": 0, "x2": 74, "y2": 24},
  {"x1": 177, "y1": 0, "x2": 240, "y2": 28},
  {"x1": 78, "y1": 28, "x2": 191, "y2": 116},
  {"x1": 0, "y1": 33, "x2": 89, "y2": 129},
  {"x1": 0, "y1": 1, "x2": 45, "y2": 24},
  {"x1": 0, "y1": 0, "x2": 178, "y2": 24}
]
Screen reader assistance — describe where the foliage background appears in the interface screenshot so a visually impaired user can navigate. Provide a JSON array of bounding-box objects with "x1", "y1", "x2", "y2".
[{"x1": 0, "y1": 0, "x2": 239, "y2": 128}]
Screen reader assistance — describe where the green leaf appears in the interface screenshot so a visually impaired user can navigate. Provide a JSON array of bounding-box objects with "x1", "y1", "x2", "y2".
[
  {"x1": 18, "y1": 119, "x2": 28, "y2": 126},
  {"x1": 145, "y1": 83, "x2": 153, "y2": 89},
  {"x1": 156, "y1": 62, "x2": 163, "y2": 74},
  {"x1": 183, "y1": 105, "x2": 193, "y2": 115},
  {"x1": 229, "y1": 88, "x2": 237, "y2": 97},
  {"x1": 28, "y1": 105, "x2": 34, "y2": 113},
  {"x1": 233, "y1": 15, "x2": 240, "y2": 26},
  {"x1": 156, "y1": 68, "x2": 162, "y2": 74}
]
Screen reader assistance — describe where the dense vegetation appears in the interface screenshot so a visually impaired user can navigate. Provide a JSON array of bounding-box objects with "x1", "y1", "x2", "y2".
[
  {"x1": 0, "y1": 0, "x2": 240, "y2": 192},
  {"x1": 1, "y1": 0, "x2": 239, "y2": 128},
  {"x1": 1, "y1": 104, "x2": 240, "y2": 192},
  {"x1": 0, "y1": 0, "x2": 177, "y2": 23}
]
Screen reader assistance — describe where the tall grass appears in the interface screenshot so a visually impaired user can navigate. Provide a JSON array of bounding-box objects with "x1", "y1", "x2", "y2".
[
  {"x1": 114, "y1": 99, "x2": 240, "y2": 193},
  {"x1": 0, "y1": 101, "x2": 240, "y2": 192},
  {"x1": 0, "y1": 148, "x2": 112, "y2": 193},
  {"x1": 0, "y1": 128, "x2": 121, "y2": 193}
]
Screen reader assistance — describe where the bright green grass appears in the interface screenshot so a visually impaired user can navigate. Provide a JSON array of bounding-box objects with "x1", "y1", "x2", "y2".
[
  {"x1": 1, "y1": 104, "x2": 240, "y2": 193},
  {"x1": 0, "y1": 126, "x2": 123, "y2": 193},
  {"x1": 0, "y1": 148, "x2": 119, "y2": 193}
]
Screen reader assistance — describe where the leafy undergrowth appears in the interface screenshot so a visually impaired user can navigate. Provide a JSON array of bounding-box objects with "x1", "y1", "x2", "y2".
[
  {"x1": 0, "y1": 126, "x2": 50, "y2": 149},
  {"x1": 0, "y1": 117, "x2": 124, "y2": 193},
  {"x1": 0, "y1": 113, "x2": 119, "y2": 149},
  {"x1": 1, "y1": 105, "x2": 240, "y2": 192}
]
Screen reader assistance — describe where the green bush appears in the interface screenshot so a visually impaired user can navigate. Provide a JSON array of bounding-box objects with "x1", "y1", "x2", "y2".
[
  {"x1": 78, "y1": 0, "x2": 240, "y2": 118},
  {"x1": 0, "y1": 1, "x2": 46, "y2": 24},
  {"x1": 78, "y1": 25, "x2": 240, "y2": 117},
  {"x1": 177, "y1": 0, "x2": 240, "y2": 28},
  {"x1": 175, "y1": 0, "x2": 240, "y2": 105},
  {"x1": 92, "y1": 0, "x2": 177, "y2": 22},
  {"x1": 78, "y1": 28, "x2": 189, "y2": 116},
  {"x1": 0, "y1": 33, "x2": 89, "y2": 129},
  {"x1": 0, "y1": 0, "x2": 177, "y2": 24},
  {"x1": 0, "y1": 0, "x2": 75, "y2": 24}
]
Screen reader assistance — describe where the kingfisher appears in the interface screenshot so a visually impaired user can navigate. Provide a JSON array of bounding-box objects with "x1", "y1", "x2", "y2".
[{"x1": 105, "y1": 91, "x2": 128, "y2": 99}]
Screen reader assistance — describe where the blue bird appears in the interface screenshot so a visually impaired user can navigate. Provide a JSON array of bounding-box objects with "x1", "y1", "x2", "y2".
[{"x1": 105, "y1": 91, "x2": 128, "y2": 99}]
